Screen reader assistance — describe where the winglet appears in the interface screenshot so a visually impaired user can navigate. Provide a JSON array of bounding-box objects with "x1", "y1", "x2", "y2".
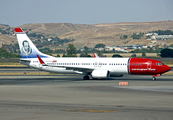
[
  {"x1": 15, "y1": 28, "x2": 24, "y2": 33},
  {"x1": 93, "y1": 53, "x2": 98, "y2": 58},
  {"x1": 37, "y1": 55, "x2": 45, "y2": 65}
]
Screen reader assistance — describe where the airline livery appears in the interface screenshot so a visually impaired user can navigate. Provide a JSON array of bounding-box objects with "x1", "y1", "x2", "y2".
[{"x1": 15, "y1": 28, "x2": 171, "y2": 80}]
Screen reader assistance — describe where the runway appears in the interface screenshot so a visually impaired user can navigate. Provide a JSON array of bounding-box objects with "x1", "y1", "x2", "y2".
[{"x1": 0, "y1": 75, "x2": 173, "y2": 120}]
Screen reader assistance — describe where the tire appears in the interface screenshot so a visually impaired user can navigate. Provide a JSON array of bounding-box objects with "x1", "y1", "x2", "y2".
[
  {"x1": 152, "y1": 77, "x2": 156, "y2": 81},
  {"x1": 83, "y1": 76, "x2": 89, "y2": 80}
]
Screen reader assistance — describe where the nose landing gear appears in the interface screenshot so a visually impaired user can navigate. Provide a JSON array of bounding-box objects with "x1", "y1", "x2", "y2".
[
  {"x1": 152, "y1": 74, "x2": 161, "y2": 81},
  {"x1": 152, "y1": 77, "x2": 156, "y2": 81}
]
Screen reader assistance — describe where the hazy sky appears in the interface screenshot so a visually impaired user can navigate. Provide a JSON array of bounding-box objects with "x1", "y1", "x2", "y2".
[{"x1": 0, "y1": 0, "x2": 173, "y2": 27}]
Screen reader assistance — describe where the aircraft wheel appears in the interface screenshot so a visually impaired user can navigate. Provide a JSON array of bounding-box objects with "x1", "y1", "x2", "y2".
[
  {"x1": 152, "y1": 77, "x2": 156, "y2": 81},
  {"x1": 83, "y1": 75, "x2": 89, "y2": 80}
]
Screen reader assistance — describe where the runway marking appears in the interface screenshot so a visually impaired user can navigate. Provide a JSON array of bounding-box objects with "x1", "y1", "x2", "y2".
[{"x1": 66, "y1": 109, "x2": 120, "y2": 112}]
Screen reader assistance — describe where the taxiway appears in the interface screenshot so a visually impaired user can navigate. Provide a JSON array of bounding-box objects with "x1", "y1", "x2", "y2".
[{"x1": 0, "y1": 75, "x2": 173, "y2": 120}]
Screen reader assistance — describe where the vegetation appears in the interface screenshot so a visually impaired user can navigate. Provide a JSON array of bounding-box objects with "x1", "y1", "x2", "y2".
[
  {"x1": 2, "y1": 43, "x2": 20, "y2": 53},
  {"x1": 79, "y1": 50, "x2": 91, "y2": 57},
  {"x1": 98, "y1": 50, "x2": 103, "y2": 56},
  {"x1": 94, "y1": 43, "x2": 106, "y2": 48},
  {"x1": 0, "y1": 27, "x2": 13, "y2": 35},
  {"x1": 152, "y1": 30, "x2": 173, "y2": 35},
  {"x1": 131, "y1": 53, "x2": 136, "y2": 57},
  {"x1": 130, "y1": 46, "x2": 162, "y2": 53},
  {"x1": 142, "y1": 51, "x2": 146, "y2": 57},
  {"x1": 0, "y1": 28, "x2": 8, "y2": 34},
  {"x1": 120, "y1": 35, "x2": 128, "y2": 39},
  {"x1": 62, "y1": 44, "x2": 77, "y2": 57},
  {"x1": 131, "y1": 32, "x2": 144, "y2": 39},
  {"x1": 33, "y1": 36, "x2": 75, "y2": 48},
  {"x1": 160, "y1": 48, "x2": 173, "y2": 57},
  {"x1": 67, "y1": 44, "x2": 76, "y2": 55},
  {"x1": 84, "y1": 46, "x2": 89, "y2": 50},
  {"x1": 112, "y1": 54, "x2": 122, "y2": 57},
  {"x1": 146, "y1": 35, "x2": 151, "y2": 39},
  {"x1": 0, "y1": 48, "x2": 21, "y2": 58},
  {"x1": 1, "y1": 30, "x2": 74, "y2": 54}
]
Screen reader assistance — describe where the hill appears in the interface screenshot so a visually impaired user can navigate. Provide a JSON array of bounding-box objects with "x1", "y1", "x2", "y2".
[
  {"x1": 19, "y1": 21, "x2": 173, "y2": 47},
  {"x1": 1, "y1": 21, "x2": 173, "y2": 48},
  {"x1": 0, "y1": 24, "x2": 16, "y2": 47}
]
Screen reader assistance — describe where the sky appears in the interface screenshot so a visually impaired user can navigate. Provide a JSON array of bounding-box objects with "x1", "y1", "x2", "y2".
[{"x1": 0, "y1": 0, "x2": 173, "y2": 27}]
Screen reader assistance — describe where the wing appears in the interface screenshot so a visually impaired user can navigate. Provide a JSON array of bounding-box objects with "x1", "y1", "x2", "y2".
[
  {"x1": 37, "y1": 55, "x2": 94, "y2": 73},
  {"x1": 63, "y1": 66, "x2": 94, "y2": 73}
]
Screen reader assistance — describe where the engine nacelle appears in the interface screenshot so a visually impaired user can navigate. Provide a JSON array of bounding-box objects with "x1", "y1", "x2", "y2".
[{"x1": 91, "y1": 69, "x2": 110, "y2": 78}]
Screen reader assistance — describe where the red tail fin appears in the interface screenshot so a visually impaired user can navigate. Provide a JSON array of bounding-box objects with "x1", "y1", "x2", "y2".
[{"x1": 15, "y1": 28, "x2": 24, "y2": 33}]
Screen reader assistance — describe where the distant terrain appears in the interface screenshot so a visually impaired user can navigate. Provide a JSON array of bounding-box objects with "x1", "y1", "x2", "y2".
[{"x1": 1, "y1": 21, "x2": 173, "y2": 48}]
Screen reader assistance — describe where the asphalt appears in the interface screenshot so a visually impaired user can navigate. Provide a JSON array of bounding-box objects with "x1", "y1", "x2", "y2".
[{"x1": 0, "y1": 74, "x2": 173, "y2": 120}]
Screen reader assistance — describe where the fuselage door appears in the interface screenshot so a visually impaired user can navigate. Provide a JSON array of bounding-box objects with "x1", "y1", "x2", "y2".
[{"x1": 147, "y1": 61, "x2": 152, "y2": 71}]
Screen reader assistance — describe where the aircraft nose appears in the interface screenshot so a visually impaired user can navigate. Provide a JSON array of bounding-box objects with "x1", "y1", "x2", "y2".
[{"x1": 164, "y1": 65, "x2": 171, "y2": 72}]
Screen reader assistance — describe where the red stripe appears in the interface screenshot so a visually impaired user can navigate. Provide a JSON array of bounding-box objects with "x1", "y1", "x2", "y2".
[
  {"x1": 53, "y1": 60, "x2": 57, "y2": 62},
  {"x1": 15, "y1": 28, "x2": 24, "y2": 33}
]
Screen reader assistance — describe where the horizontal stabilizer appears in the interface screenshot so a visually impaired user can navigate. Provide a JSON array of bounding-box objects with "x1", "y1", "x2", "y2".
[{"x1": 20, "y1": 59, "x2": 31, "y2": 62}]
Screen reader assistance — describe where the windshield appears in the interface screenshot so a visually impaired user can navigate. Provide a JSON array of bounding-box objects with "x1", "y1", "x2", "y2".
[{"x1": 156, "y1": 63, "x2": 164, "y2": 65}]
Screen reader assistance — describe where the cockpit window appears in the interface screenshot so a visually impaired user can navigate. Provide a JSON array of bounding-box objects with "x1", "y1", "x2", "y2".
[{"x1": 156, "y1": 63, "x2": 164, "y2": 65}]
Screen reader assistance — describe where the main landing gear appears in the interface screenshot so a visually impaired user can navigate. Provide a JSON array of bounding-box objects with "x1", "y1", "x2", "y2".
[
  {"x1": 83, "y1": 75, "x2": 98, "y2": 80},
  {"x1": 83, "y1": 75, "x2": 89, "y2": 80}
]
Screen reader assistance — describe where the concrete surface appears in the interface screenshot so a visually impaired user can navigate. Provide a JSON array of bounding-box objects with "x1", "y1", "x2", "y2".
[{"x1": 0, "y1": 75, "x2": 173, "y2": 120}]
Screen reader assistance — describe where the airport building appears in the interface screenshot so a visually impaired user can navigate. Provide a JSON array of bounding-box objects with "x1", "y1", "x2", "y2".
[{"x1": 151, "y1": 35, "x2": 173, "y2": 40}]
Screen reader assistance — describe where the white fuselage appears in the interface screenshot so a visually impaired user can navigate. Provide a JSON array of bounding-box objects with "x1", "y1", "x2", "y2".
[{"x1": 25, "y1": 57, "x2": 130, "y2": 76}]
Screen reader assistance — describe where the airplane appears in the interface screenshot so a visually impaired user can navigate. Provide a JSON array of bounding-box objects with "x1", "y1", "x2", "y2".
[{"x1": 15, "y1": 28, "x2": 171, "y2": 80}]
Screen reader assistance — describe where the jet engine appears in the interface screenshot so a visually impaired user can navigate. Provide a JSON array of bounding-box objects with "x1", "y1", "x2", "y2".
[{"x1": 91, "y1": 69, "x2": 110, "y2": 78}]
